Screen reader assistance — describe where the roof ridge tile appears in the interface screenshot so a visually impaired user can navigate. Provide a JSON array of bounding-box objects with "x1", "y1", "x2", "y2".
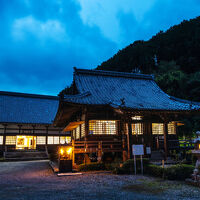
[{"x1": 74, "y1": 67, "x2": 154, "y2": 80}]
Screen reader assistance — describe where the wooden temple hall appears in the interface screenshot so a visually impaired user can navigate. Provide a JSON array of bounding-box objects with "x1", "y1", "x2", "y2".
[
  {"x1": 54, "y1": 68, "x2": 200, "y2": 163},
  {"x1": 0, "y1": 92, "x2": 69, "y2": 155}
]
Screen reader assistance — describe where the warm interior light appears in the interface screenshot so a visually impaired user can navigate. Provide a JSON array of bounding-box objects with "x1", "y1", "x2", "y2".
[
  {"x1": 199, "y1": 144, "x2": 200, "y2": 150},
  {"x1": 60, "y1": 148, "x2": 64, "y2": 155},
  {"x1": 67, "y1": 147, "x2": 72, "y2": 154}
]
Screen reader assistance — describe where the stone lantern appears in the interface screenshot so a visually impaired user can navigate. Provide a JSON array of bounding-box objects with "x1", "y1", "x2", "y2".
[{"x1": 191, "y1": 131, "x2": 200, "y2": 182}]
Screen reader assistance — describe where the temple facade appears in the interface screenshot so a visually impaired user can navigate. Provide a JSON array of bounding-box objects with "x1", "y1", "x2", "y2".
[
  {"x1": 54, "y1": 68, "x2": 200, "y2": 164},
  {"x1": 0, "y1": 91, "x2": 69, "y2": 155}
]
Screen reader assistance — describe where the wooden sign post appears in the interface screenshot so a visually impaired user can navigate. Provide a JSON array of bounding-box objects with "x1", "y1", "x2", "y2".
[{"x1": 132, "y1": 144, "x2": 144, "y2": 175}]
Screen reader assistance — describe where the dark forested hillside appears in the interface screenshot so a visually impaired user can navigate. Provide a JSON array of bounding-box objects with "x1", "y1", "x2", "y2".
[{"x1": 97, "y1": 16, "x2": 200, "y2": 102}]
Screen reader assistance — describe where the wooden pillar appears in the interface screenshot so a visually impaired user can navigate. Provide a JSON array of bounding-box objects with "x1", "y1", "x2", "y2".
[
  {"x1": 127, "y1": 122, "x2": 132, "y2": 159},
  {"x1": 97, "y1": 141, "x2": 103, "y2": 163},
  {"x1": 32, "y1": 125, "x2": 35, "y2": 149},
  {"x1": 143, "y1": 122, "x2": 147, "y2": 154},
  {"x1": 3, "y1": 124, "x2": 7, "y2": 153},
  {"x1": 122, "y1": 135, "x2": 128, "y2": 162},
  {"x1": 85, "y1": 113, "x2": 89, "y2": 141},
  {"x1": 72, "y1": 139, "x2": 75, "y2": 167},
  {"x1": 45, "y1": 126, "x2": 48, "y2": 153},
  {"x1": 163, "y1": 122, "x2": 169, "y2": 160},
  {"x1": 18, "y1": 125, "x2": 22, "y2": 135},
  {"x1": 120, "y1": 120, "x2": 128, "y2": 162}
]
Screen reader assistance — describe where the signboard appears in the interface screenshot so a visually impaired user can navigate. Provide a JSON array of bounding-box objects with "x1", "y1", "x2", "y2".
[
  {"x1": 146, "y1": 147, "x2": 151, "y2": 154},
  {"x1": 132, "y1": 144, "x2": 144, "y2": 156}
]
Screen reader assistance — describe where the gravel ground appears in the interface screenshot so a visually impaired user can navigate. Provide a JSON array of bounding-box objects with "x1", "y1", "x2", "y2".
[{"x1": 0, "y1": 160, "x2": 200, "y2": 200}]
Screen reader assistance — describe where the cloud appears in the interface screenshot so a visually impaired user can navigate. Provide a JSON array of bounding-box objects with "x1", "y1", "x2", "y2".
[
  {"x1": 77, "y1": 0, "x2": 157, "y2": 43},
  {"x1": 77, "y1": 0, "x2": 200, "y2": 46},
  {"x1": 12, "y1": 16, "x2": 67, "y2": 42}
]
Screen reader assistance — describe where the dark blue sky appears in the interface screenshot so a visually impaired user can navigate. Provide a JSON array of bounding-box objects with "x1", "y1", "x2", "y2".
[{"x1": 0, "y1": 0, "x2": 200, "y2": 95}]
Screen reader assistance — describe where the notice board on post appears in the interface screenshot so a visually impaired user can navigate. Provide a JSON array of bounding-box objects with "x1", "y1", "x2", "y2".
[
  {"x1": 132, "y1": 144, "x2": 144, "y2": 175},
  {"x1": 132, "y1": 144, "x2": 144, "y2": 156}
]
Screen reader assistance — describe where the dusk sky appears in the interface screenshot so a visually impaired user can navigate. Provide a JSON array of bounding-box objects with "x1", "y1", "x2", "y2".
[{"x1": 1, "y1": 0, "x2": 200, "y2": 96}]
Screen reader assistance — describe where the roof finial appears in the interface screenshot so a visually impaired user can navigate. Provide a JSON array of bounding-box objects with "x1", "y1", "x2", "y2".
[
  {"x1": 120, "y1": 98, "x2": 125, "y2": 106},
  {"x1": 73, "y1": 66, "x2": 77, "y2": 72}
]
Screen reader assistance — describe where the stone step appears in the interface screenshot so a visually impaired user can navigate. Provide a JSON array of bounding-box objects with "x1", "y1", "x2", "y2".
[
  {"x1": 5, "y1": 157, "x2": 49, "y2": 161},
  {"x1": 4, "y1": 151, "x2": 48, "y2": 161}
]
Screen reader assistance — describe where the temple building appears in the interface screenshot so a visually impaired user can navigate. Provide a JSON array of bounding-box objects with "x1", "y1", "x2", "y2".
[
  {"x1": 54, "y1": 68, "x2": 200, "y2": 163},
  {"x1": 0, "y1": 91, "x2": 69, "y2": 156}
]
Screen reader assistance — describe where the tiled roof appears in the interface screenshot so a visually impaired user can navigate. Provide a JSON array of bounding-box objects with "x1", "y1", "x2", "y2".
[
  {"x1": 0, "y1": 91, "x2": 59, "y2": 124},
  {"x1": 63, "y1": 68, "x2": 200, "y2": 111}
]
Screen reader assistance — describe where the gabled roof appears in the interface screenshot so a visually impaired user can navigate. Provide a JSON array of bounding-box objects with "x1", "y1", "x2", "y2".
[
  {"x1": 62, "y1": 68, "x2": 200, "y2": 111},
  {"x1": 0, "y1": 91, "x2": 59, "y2": 124}
]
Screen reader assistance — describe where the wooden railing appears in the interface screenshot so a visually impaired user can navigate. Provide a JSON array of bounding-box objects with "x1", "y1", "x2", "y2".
[{"x1": 73, "y1": 140, "x2": 123, "y2": 153}]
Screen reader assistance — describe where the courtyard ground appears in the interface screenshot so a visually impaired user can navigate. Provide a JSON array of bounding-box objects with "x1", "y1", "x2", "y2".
[{"x1": 0, "y1": 160, "x2": 200, "y2": 200}]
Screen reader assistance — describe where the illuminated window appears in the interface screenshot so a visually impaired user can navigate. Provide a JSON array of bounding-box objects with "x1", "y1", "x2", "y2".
[
  {"x1": 168, "y1": 122, "x2": 176, "y2": 135},
  {"x1": 131, "y1": 116, "x2": 143, "y2": 120},
  {"x1": 54, "y1": 136, "x2": 59, "y2": 144},
  {"x1": 48, "y1": 136, "x2": 54, "y2": 144},
  {"x1": 36, "y1": 136, "x2": 46, "y2": 144},
  {"x1": 0, "y1": 136, "x2": 3, "y2": 145},
  {"x1": 6, "y1": 136, "x2": 16, "y2": 145},
  {"x1": 81, "y1": 123, "x2": 85, "y2": 138},
  {"x1": 89, "y1": 120, "x2": 117, "y2": 135},
  {"x1": 76, "y1": 126, "x2": 80, "y2": 139},
  {"x1": 48, "y1": 136, "x2": 60, "y2": 144},
  {"x1": 132, "y1": 123, "x2": 143, "y2": 135},
  {"x1": 152, "y1": 123, "x2": 164, "y2": 135},
  {"x1": 60, "y1": 136, "x2": 71, "y2": 144}
]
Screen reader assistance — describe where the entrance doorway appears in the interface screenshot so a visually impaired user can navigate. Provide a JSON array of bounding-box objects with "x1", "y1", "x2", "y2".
[{"x1": 16, "y1": 136, "x2": 36, "y2": 150}]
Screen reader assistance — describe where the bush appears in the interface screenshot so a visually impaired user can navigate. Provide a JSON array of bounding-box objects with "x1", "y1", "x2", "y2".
[
  {"x1": 146, "y1": 164, "x2": 194, "y2": 180},
  {"x1": 164, "y1": 164, "x2": 194, "y2": 180},
  {"x1": 105, "y1": 162, "x2": 121, "y2": 171},
  {"x1": 78, "y1": 162, "x2": 106, "y2": 171},
  {"x1": 114, "y1": 158, "x2": 149, "y2": 174},
  {"x1": 146, "y1": 164, "x2": 164, "y2": 177}
]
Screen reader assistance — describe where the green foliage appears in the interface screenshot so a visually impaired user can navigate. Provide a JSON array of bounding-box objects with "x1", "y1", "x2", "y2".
[
  {"x1": 147, "y1": 164, "x2": 164, "y2": 177},
  {"x1": 78, "y1": 162, "x2": 106, "y2": 171},
  {"x1": 104, "y1": 162, "x2": 121, "y2": 171},
  {"x1": 113, "y1": 158, "x2": 149, "y2": 174},
  {"x1": 164, "y1": 164, "x2": 194, "y2": 180},
  {"x1": 0, "y1": 157, "x2": 4, "y2": 161},
  {"x1": 146, "y1": 164, "x2": 194, "y2": 180},
  {"x1": 155, "y1": 61, "x2": 188, "y2": 98}
]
